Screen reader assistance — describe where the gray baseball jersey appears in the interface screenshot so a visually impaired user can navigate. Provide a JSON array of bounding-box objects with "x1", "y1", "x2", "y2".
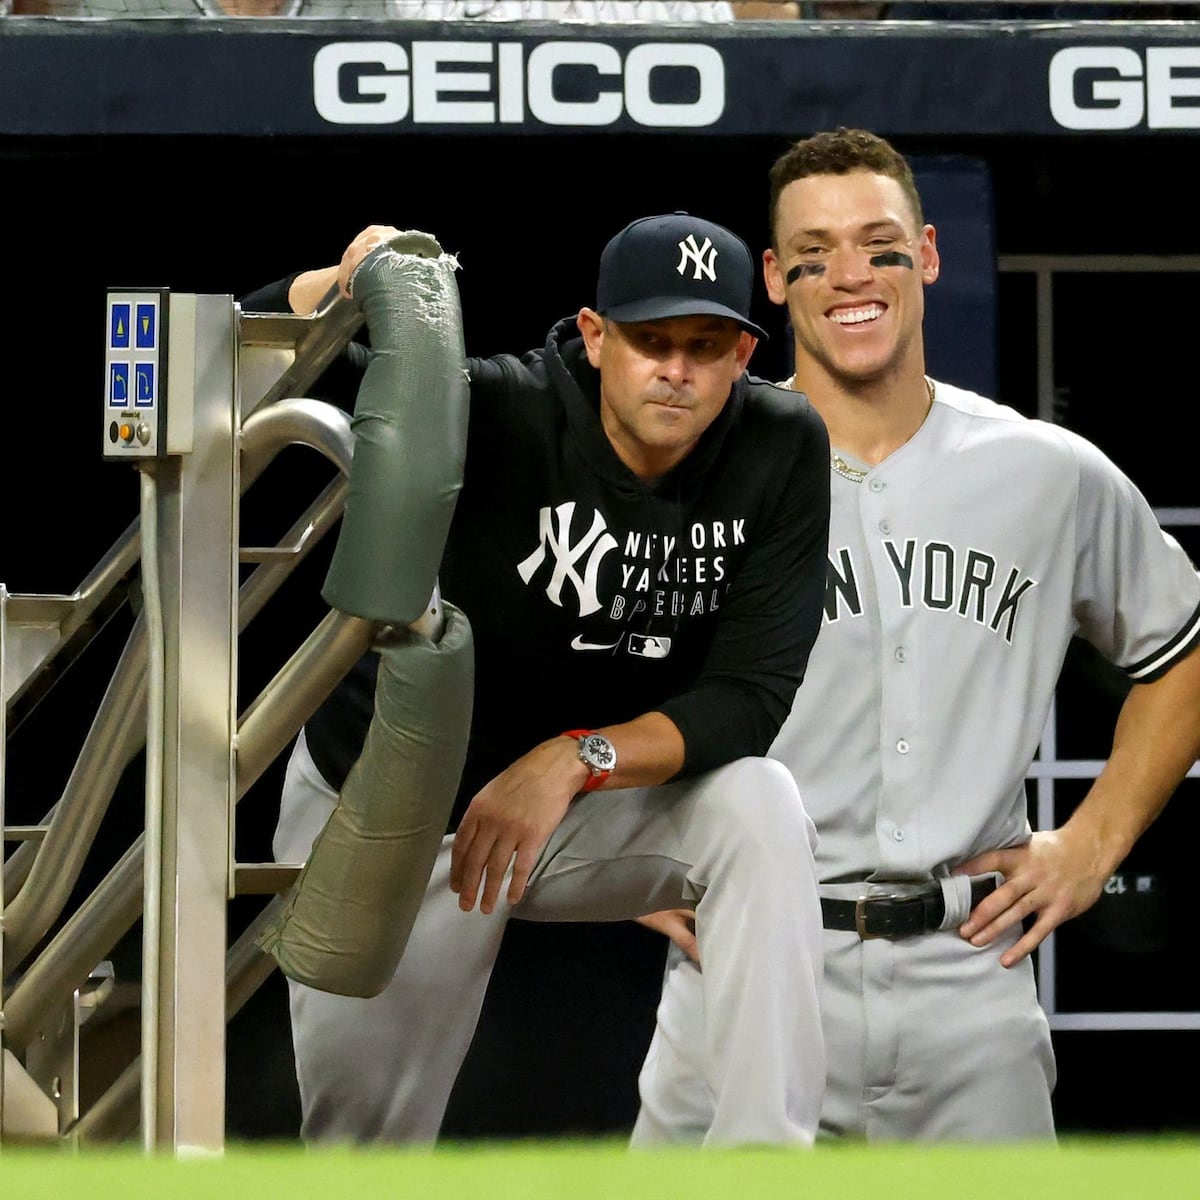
[
  {"x1": 632, "y1": 379, "x2": 1200, "y2": 1145},
  {"x1": 770, "y1": 379, "x2": 1200, "y2": 885}
]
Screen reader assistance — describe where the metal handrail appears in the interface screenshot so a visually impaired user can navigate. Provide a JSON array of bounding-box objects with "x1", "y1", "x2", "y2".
[
  {"x1": 1, "y1": 398, "x2": 356, "y2": 973},
  {"x1": 2, "y1": 295, "x2": 368, "y2": 1130},
  {"x1": 3, "y1": 403, "x2": 362, "y2": 1031}
]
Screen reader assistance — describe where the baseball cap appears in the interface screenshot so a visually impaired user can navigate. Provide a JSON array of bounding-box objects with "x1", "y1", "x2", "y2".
[{"x1": 595, "y1": 212, "x2": 768, "y2": 340}]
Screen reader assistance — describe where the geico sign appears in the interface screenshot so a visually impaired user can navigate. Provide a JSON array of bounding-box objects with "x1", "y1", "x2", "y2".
[
  {"x1": 1050, "y1": 46, "x2": 1200, "y2": 129},
  {"x1": 313, "y1": 41, "x2": 725, "y2": 127}
]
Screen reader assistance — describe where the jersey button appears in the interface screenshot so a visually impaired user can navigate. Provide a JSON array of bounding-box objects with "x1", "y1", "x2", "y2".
[
  {"x1": 869, "y1": 479, "x2": 885, "y2": 493},
  {"x1": 892, "y1": 827, "x2": 906, "y2": 842},
  {"x1": 896, "y1": 738, "x2": 910, "y2": 754},
  {"x1": 878, "y1": 519, "x2": 892, "y2": 534},
  {"x1": 895, "y1": 646, "x2": 906, "y2": 663}
]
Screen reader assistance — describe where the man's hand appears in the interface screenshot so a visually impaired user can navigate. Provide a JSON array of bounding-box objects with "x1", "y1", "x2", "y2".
[
  {"x1": 285, "y1": 224, "x2": 405, "y2": 314},
  {"x1": 636, "y1": 909, "x2": 700, "y2": 965},
  {"x1": 337, "y1": 224, "x2": 403, "y2": 297},
  {"x1": 450, "y1": 736, "x2": 588, "y2": 916},
  {"x1": 955, "y1": 825, "x2": 1112, "y2": 968}
]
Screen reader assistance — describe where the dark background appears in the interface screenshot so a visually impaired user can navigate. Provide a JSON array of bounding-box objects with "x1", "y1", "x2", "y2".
[{"x1": 3, "y1": 123, "x2": 1199, "y2": 1142}]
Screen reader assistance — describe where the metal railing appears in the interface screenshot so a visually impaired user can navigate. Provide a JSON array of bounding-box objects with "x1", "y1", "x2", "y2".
[{"x1": 1, "y1": 291, "x2": 372, "y2": 1149}]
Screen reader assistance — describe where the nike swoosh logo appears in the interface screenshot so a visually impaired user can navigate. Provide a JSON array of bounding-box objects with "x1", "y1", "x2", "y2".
[{"x1": 571, "y1": 635, "x2": 622, "y2": 651}]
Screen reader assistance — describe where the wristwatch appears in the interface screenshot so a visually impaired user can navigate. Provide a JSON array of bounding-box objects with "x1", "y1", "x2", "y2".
[{"x1": 563, "y1": 729, "x2": 617, "y2": 792}]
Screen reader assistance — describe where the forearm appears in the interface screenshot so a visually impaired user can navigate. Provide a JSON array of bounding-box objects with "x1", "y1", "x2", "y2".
[
  {"x1": 586, "y1": 711, "x2": 686, "y2": 791},
  {"x1": 958, "y1": 645, "x2": 1200, "y2": 965},
  {"x1": 1064, "y1": 644, "x2": 1200, "y2": 876},
  {"x1": 287, "y1": 267, "x2": 339, "y2": 315}
]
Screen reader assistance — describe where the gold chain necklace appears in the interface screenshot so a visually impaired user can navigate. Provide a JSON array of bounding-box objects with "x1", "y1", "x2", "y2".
[
  {"x1": 781, "y1": 376, "x2": 936, "y2": 484},
  {"x1": 831, "y1": 453, "x2": 869, "y2": 483}
]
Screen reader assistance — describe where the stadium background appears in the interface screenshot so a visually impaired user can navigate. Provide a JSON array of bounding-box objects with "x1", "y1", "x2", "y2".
[{"x1": 2, "y1": 6, "x2": 1199, "y2": 1159}]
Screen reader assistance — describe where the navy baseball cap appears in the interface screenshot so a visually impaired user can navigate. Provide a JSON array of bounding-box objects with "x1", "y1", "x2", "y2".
[{"x1": 596, "y1": 212, "x2": 768, "y2": 340}]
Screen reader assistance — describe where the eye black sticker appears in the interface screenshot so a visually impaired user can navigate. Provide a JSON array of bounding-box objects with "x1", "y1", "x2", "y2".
[
  {"x1": 785, "y1": 263, "x2": 826, "y2": 284},
  {"x1": 869, "y1": 251, "x2": 914, "y2": 270}
]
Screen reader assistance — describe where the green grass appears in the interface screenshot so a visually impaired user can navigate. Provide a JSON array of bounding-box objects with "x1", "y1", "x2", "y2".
[{"x1": 2, "y1": 1137, "x2": 1199, "y2": 1198}]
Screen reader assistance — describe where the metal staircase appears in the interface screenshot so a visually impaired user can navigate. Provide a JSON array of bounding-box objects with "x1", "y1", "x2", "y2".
[{"x1": 2, "y1": 289, "x2": 372, "y2": 1152}]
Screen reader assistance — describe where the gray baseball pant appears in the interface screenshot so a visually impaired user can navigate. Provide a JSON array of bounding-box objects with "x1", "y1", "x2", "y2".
[
  {"x1": 634, "y1": 916, "x2": 1056, "y2": 1143},
  {"x1": 273, "y1": 729, "x2": 826, "y2": 1147}
]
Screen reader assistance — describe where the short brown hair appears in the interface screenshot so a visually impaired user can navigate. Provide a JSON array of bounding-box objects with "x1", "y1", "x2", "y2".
[{"x1": 768, "y1": 128, "x2": 924, "y2": 248}]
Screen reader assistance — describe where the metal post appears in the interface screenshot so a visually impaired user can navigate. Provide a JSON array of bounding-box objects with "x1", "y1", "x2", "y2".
[{"x1": 140, "y1": 294, "x2": 238, "y2": 1154}]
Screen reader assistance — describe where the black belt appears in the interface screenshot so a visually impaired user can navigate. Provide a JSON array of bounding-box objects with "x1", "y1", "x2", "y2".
[{"x1": 821, "y1": 877, "x2": 997, "y2": 940}]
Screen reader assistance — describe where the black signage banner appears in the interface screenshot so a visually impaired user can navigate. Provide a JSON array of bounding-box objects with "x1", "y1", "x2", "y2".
[{"x1": 3, "y1": 19, "x2": 1200, "y2": 137}]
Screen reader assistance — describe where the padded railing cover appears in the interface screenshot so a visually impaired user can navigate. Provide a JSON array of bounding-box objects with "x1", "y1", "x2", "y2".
[{"x1": 257, "y1": 232, "x2": 473, "y2": 996}]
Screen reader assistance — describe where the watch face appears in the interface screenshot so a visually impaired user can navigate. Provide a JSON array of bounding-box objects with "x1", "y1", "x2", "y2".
[{"x1": 580, "y1": 733, "x2": 617, "y2": 773}]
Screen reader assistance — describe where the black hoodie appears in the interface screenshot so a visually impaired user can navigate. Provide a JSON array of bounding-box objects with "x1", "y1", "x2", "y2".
[{"x1": 284, "y1": 308, "x2": 830, "y2": 829}]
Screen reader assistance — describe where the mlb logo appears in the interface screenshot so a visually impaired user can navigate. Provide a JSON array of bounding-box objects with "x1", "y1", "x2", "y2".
[{"x1": 628, "y1": 634, "x2": 671, "y2": 659}]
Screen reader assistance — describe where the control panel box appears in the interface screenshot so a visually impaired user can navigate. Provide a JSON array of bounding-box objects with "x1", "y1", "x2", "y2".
[{"x1": 104, "y1": 288, "x2": 168, "y2": 459}]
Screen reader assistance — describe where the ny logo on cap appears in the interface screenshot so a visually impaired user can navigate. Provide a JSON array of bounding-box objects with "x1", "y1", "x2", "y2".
[{"x1": 676, "y1": 235, "x2": 718, "y2": 282}]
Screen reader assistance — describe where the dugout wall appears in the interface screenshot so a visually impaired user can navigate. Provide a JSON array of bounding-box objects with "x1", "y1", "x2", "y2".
[{"x1": 2, "y1": 11, "x2": 1199, "y2": 1143}]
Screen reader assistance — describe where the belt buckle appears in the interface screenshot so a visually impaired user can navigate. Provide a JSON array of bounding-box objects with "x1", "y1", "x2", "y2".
[{"x1": 854, "y1": 897, "x2": 882, "y2": 940}]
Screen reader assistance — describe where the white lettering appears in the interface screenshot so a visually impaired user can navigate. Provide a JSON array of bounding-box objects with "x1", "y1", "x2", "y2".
[
  {"x1": 499, "y1": 41, "x2": 525, "y2": 124},
  {"x1": 314, "y1": 43, "x2": 410, "y2": 125},
  {"x1": 413, "y1": 41, "x2": 494, "y2": 124},
  {"x1": 314, "y1": 39, "x2": 725, "y2": 129},
  {"x1": 677, "y1": 234, "x2": 717, "y2": 282},
  {"x1": 528, "y1": 42, "x2": 622, "y2": 126},
  {"x1": 1049, "y1": 46, "x2": 1145, "y2": 130},
  {"x1": 625, "y1": 43, "x2": 725, "y2": 129},
  {"x1": 1147, "y1": 47, "x2": 1200, "y2": 129},
  {"x1": 1049, "y1": 45, "x2": 1200, "y2": 130},
  {"x1": 516, "y1": 502, "x2": 617, "y2": 616}
]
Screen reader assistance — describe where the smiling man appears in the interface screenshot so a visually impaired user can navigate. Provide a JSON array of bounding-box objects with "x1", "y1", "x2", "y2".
[
  {"x1": 763, "y1": 133, "x2": 938, "y2": 457},
  {"x1": 255, "y1": 212, "x2": 832, "y2": 1147},
  {"x1": 633, "y1": 128, "x2": 1200, "y2": 1145}
]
